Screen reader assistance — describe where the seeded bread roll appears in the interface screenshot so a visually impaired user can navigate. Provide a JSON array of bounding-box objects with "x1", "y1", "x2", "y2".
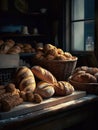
[
  {"x1": 31, "y1": 66, "x2": 57, "y2": 84},
  {"x1": 35, "y1": 81, "x2": 55, "y2": 98},
  {"x1": 54, "y1": 81, "x2": 74, "y2": 96}
]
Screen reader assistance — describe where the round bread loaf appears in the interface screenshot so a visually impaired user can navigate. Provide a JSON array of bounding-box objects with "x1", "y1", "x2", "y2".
[
  {"x1": 54, "y1": 81, "x2": 74, "y2": 96},
  {"x1": 31, "y1": 66, "x2": 57, "y2": 84},
  {"x1": 15, "y1": 66, "x2": 36, "y2": 92},
  {"x1": 35, "y1": 81, "x2": 55, "y2": 98}
]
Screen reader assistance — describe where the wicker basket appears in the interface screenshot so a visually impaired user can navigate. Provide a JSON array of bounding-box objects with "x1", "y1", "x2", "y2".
[
  {"x1": 31, "y1": 57, "x2": 78, "y2": 81},
  {"x1": 0, "y1": 68, "x2": 17, "y2": 85}
]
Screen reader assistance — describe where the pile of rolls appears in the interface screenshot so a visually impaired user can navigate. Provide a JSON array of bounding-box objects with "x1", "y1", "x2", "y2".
[{"x1": 34, "y1": 43, "x2": 76, "y2": 61}]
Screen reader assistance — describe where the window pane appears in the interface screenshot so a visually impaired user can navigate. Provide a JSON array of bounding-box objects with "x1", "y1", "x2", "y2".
[
  {"x1": 85, "y1": 0, "x2": 95, "y2": 19},
  {"x1": 71, "y1": 22, "x2": 84, "y2": 51},
  {"x1": 85, "y1": 21, "x2": 95, "y2": 51},
  {"x1": 71, "y1": 21, "x2": 94, "y2": 51},
  {"x1": 72, "y1": 0, "x2": 84, "y2": 20},
  {"x1": 72, "y1": 0, "x2": 95, "y2": 20}
]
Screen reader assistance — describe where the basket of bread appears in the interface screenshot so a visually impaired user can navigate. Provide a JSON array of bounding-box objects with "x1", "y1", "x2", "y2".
[
  {"x1": 31, "y1": 43, "x2": 78, "y2": 81},
  {"x1": 69, "y1": 66, "x2": 98, "y2": 94}
]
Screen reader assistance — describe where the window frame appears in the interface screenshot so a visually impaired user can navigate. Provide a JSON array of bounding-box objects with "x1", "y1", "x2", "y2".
[{"x1": 62, "y1": 0, "x2": 98, "y2": 59}]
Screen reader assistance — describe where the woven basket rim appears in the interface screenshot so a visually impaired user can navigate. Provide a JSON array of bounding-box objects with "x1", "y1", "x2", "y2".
[{"x1": 35, "y1": 56, "x2": 78, "y2": 63}]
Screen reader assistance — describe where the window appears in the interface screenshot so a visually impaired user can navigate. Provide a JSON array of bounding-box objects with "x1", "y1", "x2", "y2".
[{"x1": 71, "y1": 0, "x2": 95, "y2": 51}]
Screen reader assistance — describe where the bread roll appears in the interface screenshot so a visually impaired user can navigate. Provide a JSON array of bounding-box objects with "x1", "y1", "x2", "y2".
[
  {"x1": 0, "y1": 43, "x2": 11, "y2": 54},
  {"x1": 7, "y1": 45, "x2": 21, "y2": 54},
  {"x1": 35, "y1": 81, "x2": 55, "y2": 98},
  {"x1": 26, "y1": 91, "x2": 34, "y2": 102},
  {"x1": 34, "y1": 93, "x2": 43, "y2": 103},
  {"x1": 31, "y1": 66, "x2": 57, "y2": 84},
  {"x1": 6, "y1": 83, "x2": 16, "y2": 93},
  {"x1": 15, "y1": 66, "x2": 36, "y2": 92},
  {"x1": 44, "y1": 44, "x2": 56, "y2": 53},
  {"x1": 54, "y1": 81, "x2": 74, "y2": 96}
]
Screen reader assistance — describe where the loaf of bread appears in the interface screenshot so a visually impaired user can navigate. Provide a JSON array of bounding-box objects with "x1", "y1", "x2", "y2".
[
  {"x1": 15, "y1": 66, "x2": 36, "y2": 92},
  {"x1": 71, "y1": 72, "x2": 97, "y2": 83},
  {"x1": 31, "y1": 66, "x2": 57, "y2": 84},
  {"x1": 54, "y1": 81, "x2": 74, "y2": 96},
  {"x1": 71, "y1": 66, "x2": 98, "y2": 83},
  {"x1": 1, "y1": 94, "x2": 23, "y2": 112},
  {"x1": 35, "y1": 81, "x2": 55, "y2": 98}
]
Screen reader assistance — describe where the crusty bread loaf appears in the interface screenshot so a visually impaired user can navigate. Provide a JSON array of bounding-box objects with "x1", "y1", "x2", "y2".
[
  {"x1": 31, "y1": 66, "x2": 57, "y2": 84},
  {"x1": 71, "y1": 73, "x2": 97, "y2": 83},
  {"x1": 15, "y1": 66, "x2": 36, "y2": 92},
  {"x1": 71, "y1": 66, "x2": 98, "y2": 83},
  {"x1": 35, "y1": 81, "x2": 55, "y2": 98},
  {"x1": 54, "y1": 81, "x2": 74, "y2": 96}
]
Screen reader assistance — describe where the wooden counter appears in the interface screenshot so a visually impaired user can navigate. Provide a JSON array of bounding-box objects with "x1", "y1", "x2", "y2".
[{"x1": 0, "y1": 93, "x2": 98, "y2": 130}]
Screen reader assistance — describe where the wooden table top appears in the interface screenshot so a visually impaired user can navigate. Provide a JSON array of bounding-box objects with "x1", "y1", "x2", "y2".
[{"x1": 0, "y1": 92, "x2": 98, "y2": 130}]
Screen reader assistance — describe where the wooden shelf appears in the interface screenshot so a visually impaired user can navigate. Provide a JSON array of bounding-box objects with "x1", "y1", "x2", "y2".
[{"x1": 0, "y1": 33, "x2": 46, "y2": 38}]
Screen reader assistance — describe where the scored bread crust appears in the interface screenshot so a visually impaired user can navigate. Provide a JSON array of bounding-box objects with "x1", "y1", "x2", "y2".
[
  {"x1": 19, "y1": 76, "x2": 36, "y2": 91},
  {"x1": 71, "y1": 73, "x2": 97, "y2": 83},
  {"x1": 15, "y1": 66, "x2": 36, "y2": 92},
  {"x1": 31, "y1": 66, "x2": 57, "y2": 84},
  {"x1": 54, "y1": 81, "x2": 74, "y2": 96},
  {"x1": 35, "y1": 81, "x2": 55, "y2": 98}
]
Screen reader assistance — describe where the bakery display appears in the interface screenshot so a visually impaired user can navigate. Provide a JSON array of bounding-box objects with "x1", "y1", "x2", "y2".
[
  {"x1": 0, "y1": 39, "x2": 35, "y2": 54},
  {"x1": 0, "y1": 43, "x2": 77, "y2": 113}
]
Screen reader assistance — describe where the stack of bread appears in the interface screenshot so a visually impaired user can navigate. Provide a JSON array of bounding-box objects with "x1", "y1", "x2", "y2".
[{"x1": 0, "y1": 39, "x2": 35, "y2": 54}]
